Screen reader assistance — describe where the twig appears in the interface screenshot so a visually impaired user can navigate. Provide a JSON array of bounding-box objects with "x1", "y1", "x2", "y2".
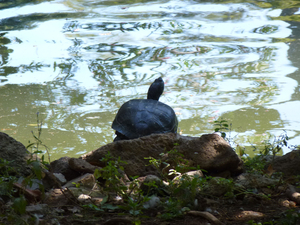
[{"x1": 187, "y1": 210, "x2": 224, "y2": 225}]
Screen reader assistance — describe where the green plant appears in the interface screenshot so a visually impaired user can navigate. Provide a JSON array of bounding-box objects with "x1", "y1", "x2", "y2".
[
  {"x1": 94, "y1": 152, "x2": 128, "y2": 197},
  {"x1": 214, "y1": 177, "x2": 235, "y2": 198},
  {"x1": 277, "y1": 209, "x2": 300, "y2": 225},
  {"x1": 261, "y1": 131, "x2": 288, "y2": 160},
  {"x1": 0, "y1": 159, "x2": 17, "y2": 198},
  {"x1": 214, "y1": 119, "x2": 230, "y2": 139},
  {"x1": 145, "y1": 156, "x2": 162, "y2": 172},
  {"x1": 242, "y1": 154, "x2": 266, "y2": 174},
  {"x1": 166, "y1": 147, "x2": 193, "y2": 174},
  {"x1": 171, "y1": 175, "x2": 201, "y2": 205},
  {"x1": 0, "y1": 113, "x2": 53, "y2": 224},
  {"x1": 0, "y1": 159, "x2": 28, "y2": 224},
  {"x1": 118, "y1": 197, "x2": 146, "y2": 225},
  {"x1": 146, "y1": 144, "x2": 197, "y2": 178},
  {"x1": 83, "y1": 195, "x2": 118, "y2": 212},
  {"x1": 26, "y1": 112, "x2": 51, "y2": 165},
  {"x1": 158, "y1": 197, "x2": 188, "y2": 220}
]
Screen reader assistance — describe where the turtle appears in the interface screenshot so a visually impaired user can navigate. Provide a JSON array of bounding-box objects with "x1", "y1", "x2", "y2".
[{"x1": 112, "y1": 77, "x2": 178, "y2": 141}]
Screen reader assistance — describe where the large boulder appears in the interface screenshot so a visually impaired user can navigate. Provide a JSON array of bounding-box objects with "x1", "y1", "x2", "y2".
[
  {"x1": 0, "y1": 132, "x2": 32, "y2": 176},
  {"x1": 80, "y1": 133, "x2": 243, "y2": 177},
  {"x1": 266, "y1": 150, "x2": 300, "y2": 177}
]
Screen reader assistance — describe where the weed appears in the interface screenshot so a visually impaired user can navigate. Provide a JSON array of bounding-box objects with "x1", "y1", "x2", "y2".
[
  {"x1": 158, "y1": 197, "x2": 189, "y2": 220},
  {"x1": 214, "y1": 119, "x2": 230, "y2": 139},
  {"x1": 242, "y1": 154, "x2": 266, "y2": 175},
  {"x1": 278, "y1": 209, "x2": 300, "y2": 225},
  {"x1": 26, "y1": 112, "x2": 51, "y2": 165},
  {"x1": 261, "y1": 131, "x2": 288, "y2": 160},
  {"x1": 118, "y1": 197, "x2": 145, "y2": 225},
  {"x1": 0, "y1": 159, "x2": 17, "y2": 198},
  {"x1": 94, "y1": 151, "x2": 128, "y2": 197}
]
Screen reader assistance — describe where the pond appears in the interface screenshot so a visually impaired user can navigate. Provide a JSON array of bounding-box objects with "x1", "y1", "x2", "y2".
[{"x1": 0, "y1": 0, "x2": 300, "y2": 160}]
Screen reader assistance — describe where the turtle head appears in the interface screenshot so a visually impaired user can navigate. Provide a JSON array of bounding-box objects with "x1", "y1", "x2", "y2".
[{"x1": 147, "y1": 77, "x2": 164, "y2": 100}]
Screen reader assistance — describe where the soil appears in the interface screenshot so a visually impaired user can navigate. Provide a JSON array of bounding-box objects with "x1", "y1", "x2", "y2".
[{"x1": 36, "y1": 181, "x2": 299, "y2": 225}]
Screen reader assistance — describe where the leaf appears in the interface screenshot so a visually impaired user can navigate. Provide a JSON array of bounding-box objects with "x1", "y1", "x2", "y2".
[
  {"x1": 102, "y1": 204, "x2": 119, "y2": 210},
  {"x1": 31, "y1": 161, "x2": 43, "y2": 180},
  {"x1": 94, "y1": 168, "x2": 101, "y2": 179},
  {"x1": 100, "y1": 195, "x2": 108, "y2": 205},
  {"x1": 12, "y1": 196, "x2": 27, "y2": 214}
]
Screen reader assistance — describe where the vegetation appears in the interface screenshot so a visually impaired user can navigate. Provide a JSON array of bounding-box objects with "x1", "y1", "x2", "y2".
[{"x1": 0, "y1": 117, "x2": 300, "y2": 225}]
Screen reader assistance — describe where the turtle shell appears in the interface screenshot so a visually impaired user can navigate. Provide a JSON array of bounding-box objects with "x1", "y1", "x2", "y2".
[{"x1": 112, "y1": 99, "x2": 178, "y2": 140}]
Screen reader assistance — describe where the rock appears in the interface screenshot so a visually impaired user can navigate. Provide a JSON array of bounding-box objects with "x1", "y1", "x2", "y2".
[
  {"x1": 17, "y1": 177, "x2": 43, "y2": 190},
  {"x1": 42, "y1": 170, "x2": 63, "y2": 190},
  {"x1": 26, "y1": 204, "x2": 48, "y2": 213},
  {"x1": 236, "y1": 173, "x2": 279, "y2": 188},
  {"x1": 43, "y1": 188, "x2": 76, "y2": 206},
  {"x1": 233, "y1": 211, "x2": 264, "y2": 221},
  {"x1": 202, "y1": 177, "x2": 234, "y2": 197},
  {"x1": 69, "y1": 158, "x2": 102, "y2": 174},
  {"x1": 0, "y1": 132, "x2": 32, "y2": 176},
  {"x1": 77, "y1": 194, "x2": 91, "y2": 203},
  {"x1": 62, "y1": 173, "x2": 96, "y2": 189},
  {"x1": 173, "y1": 170, "x2": 204, "y2": 183},
  {"x1": 67, "y1": 187, "x2": 101, "y2": 199},
  {"x1": 139, "y1": 175, "x2": 165, "y2": 194},
  {"x1": 80, "y1": 133, "x2": 243, "y2": 177},
  {"x1": 143, "y1": 196, "x2": 161, "y2": 209},
  {"x1": 50, "y1": 157, "x2": 81, "y2": 181},
  {"x1": 53, "y1": 173, "x2": 67, "y2": 184},
  {"x1": 266, "y1": 150, "x2": 300, "y2": 177}
]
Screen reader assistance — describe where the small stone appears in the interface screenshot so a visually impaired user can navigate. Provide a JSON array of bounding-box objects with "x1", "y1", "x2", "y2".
[
  {"x1": 69, "y1": 158, "x2": 102, "y2": 173},
  {"x1": 43, "y1": 188, "x2": 75, "y2": 206},
  {"x1": 289, "y1": 201, "x2": 296, "y2": 207},
  {"x1": 236, "y1": 173, "x2": 279, "y2": 188},
  {"x1": 78, "y1": 194, "x2": 91, "y2": 203},
  {"x1": 173, "y1": 170, "x2": 204, "y2": 183},
  {"x1": 234, "y1": 210, "x2": 264, "y2": 220},
  {"x1": 26, "y1": 204, "x2": 48, "y2": 213},
  {"x1": 279, "y1": 199, "x2": 290, "y2": 207},
  {"x1": 53, "y1": 173, "x2": 67, "y2": 184},
  {"x1": 139, "y1": 175, "x2": 164, "y2": 194},
  {"x1": 62, "y1": 173, "x2": 96, "y2": 189},
  {"x1": 143, "y1": 196, "x2": 160, "y2": 209},
  {"x1": 91, "y1": 197, "x2": 106, "y2": 205},
  {"x1": 50, "y1": 157, "x2": 80, "y2": 181}
]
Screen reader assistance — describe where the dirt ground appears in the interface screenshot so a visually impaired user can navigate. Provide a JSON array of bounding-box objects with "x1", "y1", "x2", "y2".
[{"x1": 38, "y1": 188, "x2": 298, "y2": 225}]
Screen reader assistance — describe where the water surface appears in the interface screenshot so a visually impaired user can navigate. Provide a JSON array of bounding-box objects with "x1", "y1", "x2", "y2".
[{"x1": 1, "y1": 0, "x2": 300, "y2": 160}]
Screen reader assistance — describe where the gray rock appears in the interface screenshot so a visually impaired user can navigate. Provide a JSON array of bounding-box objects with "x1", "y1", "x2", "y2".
[
  {"x1": 50, "y1": 156, "x2": 80, "y2": 181},
  {"x1": 0, "y1": 132, "x2": 32, "y2": 176},
  {"x1": 26, "y1": 204, "x2": 48, "y2": 213},
  {"x1": 236, "y1": 173, "x2": 279, "y2": 188},
  {"x1": 143, "y1": 196, "x2": 161, "y2": 209},
  {"x1": 53, "y1": 173, "x2": 67, "y2": 184},
  {"x1": 69, "y1": 157, "x2": 102, "y2": 174},
  {"x1": 139, "y1": 175, "x2": 165, "y2": 194}
]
